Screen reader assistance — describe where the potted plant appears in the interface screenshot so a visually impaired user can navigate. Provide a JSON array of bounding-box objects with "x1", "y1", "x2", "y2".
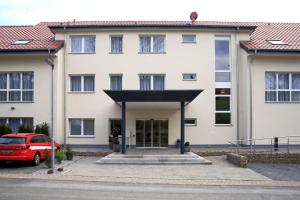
[
  {"x1": 184, "y1": 142, "x2": 191, "y2": 153},
  {"x1": 65, "y1": 145, "x2": 74, "y2": 161},
  {"x1": 112, "y1": 128, "x2": 120, "y2": 152},
  {"x1": 175, "y1": 139, "x2": 180, "y2": 148},
  {"x1": 55, "y1": 149, "x2": 64, "y2": 164},
  {"x1": 109, "y1": 134, "x2": 113, "y2": 150},
  {"x1": 44, "y1": 149, "x2": 52, "y2": 169}
]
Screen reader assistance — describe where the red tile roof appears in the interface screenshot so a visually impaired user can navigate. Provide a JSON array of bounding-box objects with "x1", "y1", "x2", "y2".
[
  {"x1": 240, "y1": 22, "x2": 300, "y2": 52},
  {"x1": 1, "y1": 20, "x2": 300, "y2": 53},
  {"x1": 0, "y1": 23, "x2": 63, "y2": 52}
]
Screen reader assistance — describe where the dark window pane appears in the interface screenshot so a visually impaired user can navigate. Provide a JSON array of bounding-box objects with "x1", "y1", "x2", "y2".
[
  {"x1": 0, "y1": 73, "x2": 7, "y2": 89},
  {"x1": 292, "y1": 91, "x2": 300, "y2": 102},
  {"x1": 83, "y1": 120, "x2": 94, "y2": 135},
  {"x1": 215, "y1": 113, "x2": 231, "y2": 124},
  {"x1": 22, "y1": 91, "x2": 33, "y2": 101},
  {"x1": 265, "y1": 91, "x2": 276, "y2": 101},
  {"x1": 22, "y1": 72, "x2": 34, "y2": 89},
  {"x1": 265, "y1": 72, "x2": 276, "y2": 89},
  {"x1": 70, "y1": 119, "x2": 81, "y2": 135},
  {"x1": 71, "y1": 36, "x2": 82, "y2": 53},
  {"x1": 71, "y1": 76, "x2": 81, "y2": 91},
  {"x1": 278, "y1": 73, "x2": 289, "y2": 89},
  {"x1": 110, "y1": 75, "x2": 122, "y2": 90},
  {"x1": 140, "y1": 75, "x2": 151, "y2": 90},
  {"x1": 216, "y1": 97, "x2": 230, "y2": 111},
  {"x1": 84, "y1": 36, "x2": 95, "y2": 53},
  {"x1": 0, "y1": 91, "x2": 7, "y2": 101},
  {"x1": 9, "y1": 73, "x2": 20, "y2": 89},
  {"x1": 9, "y1": 91, "x2": 21, "y2": 101},
  {"x1": 278, "y1": 91, "x2": 290, "y2": 101},
  {"x1": 215, "y1": 39, "x2": 230, "y2": 70},
  {"x1": 153, "y1": 75, "x2": 165, "y2": 90},
  {"x1": 184, "y1": 119, "x2": 196, "y2": 125},
  {"x1": 84, "y1": 76, "x2": 95, "y2": 91},
  {"x1": 215, "y1": 88, "x2": 231, "y2": 95},
  {"x1": 111, "y1": 36, "x2": 123, "y2": 53}
]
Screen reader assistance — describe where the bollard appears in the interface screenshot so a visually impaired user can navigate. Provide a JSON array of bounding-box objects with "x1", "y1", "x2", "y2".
[{"x1": 274, "y1": 137, "x2": 279, "y2": 151}]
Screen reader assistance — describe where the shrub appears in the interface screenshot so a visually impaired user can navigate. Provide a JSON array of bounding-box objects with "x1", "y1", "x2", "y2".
[
  {"x1": 35, "y1": 122, "x2": 49, "y2": 136},
  {"x1": 0, "y1": 124, "x2": 12, "y2": 136},
  {"x1": 18, "y1": 125, "x2": 34, "y2": 133},
  {"x1": 55, "y1": 149, "x2": 64, "y2": 164},
  {"x1": 184, "y1": 142, "x2": 190, "y2": 147}
]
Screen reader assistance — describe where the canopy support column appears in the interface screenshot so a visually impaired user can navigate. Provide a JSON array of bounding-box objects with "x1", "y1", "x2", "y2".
[
  {"x1": 121, "y1": 102, "x2": 126, "y2": 154},
  {"x1": 180, "y1": 101, "x2": 185, "y2": 154}
]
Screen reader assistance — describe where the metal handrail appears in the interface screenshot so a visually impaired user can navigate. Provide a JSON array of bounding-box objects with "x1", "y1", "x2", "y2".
[{"x1": 228, "y1": 135, "x2": 300, "y2": 153}]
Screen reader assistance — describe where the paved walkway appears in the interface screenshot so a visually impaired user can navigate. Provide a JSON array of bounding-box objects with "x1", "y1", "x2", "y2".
[{"x1": 1, "y1": 156, "x2": 300, "y2": 187}]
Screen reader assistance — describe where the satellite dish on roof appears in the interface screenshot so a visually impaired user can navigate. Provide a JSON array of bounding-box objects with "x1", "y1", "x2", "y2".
[{"x1": 190, "y1": 12, "x2": 198, "y2": 22}]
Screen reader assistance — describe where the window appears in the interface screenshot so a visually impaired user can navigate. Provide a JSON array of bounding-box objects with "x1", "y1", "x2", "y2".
[
  {"x1": 70, "y1": 36, "x2": 95, "y2": 53},
  {"x1": 139, "y1": 74, "x2": 165, "y2": 90},
  {"x1": 111, "y1": 36, "x2": 123, "y2": 53},
  {"x1": 0, "y1": 72, "x2": 34, "y2": 102},
  {"x1": 184, "y1": 118, "x2": 197, "y2": 126},
  {"x1": 182, "y1": 73, "x2": 197, "y2": 81},
  {"x1": 267, "y1": 40, "x2": 287, "y2": 45},
  {"x1": 139, "y1": 35, "x2": 165, "y2": 53},
  {"x1": 0, "y1": 118, "x2": 33, "y2": 133},
  {"x1": 215, "y1": 88, "x2": 231, "y2": 125},
  {"x1": 12, "y1": 40, "x2": 30, "y2": 45},
  {"x1": 69, "y1": 119, "x2": 95, "y2": 136},
  {"x1": 265, "y1": 72, "x2": 300, "y2": 102},
  {"x1": 70, "y1": 75, "x2": 95, "y2": 92},
  {"x1": 215, "y1": 38, "x2": 230, "y2": 83},
  {"x1": 182, "y1": 35, "x2": 196, "y2": 43},
  {"x1": 110, "y1": 75, "x2": 122, "y2": 90}
]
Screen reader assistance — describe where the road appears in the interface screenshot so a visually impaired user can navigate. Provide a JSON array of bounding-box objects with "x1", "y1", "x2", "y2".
[{"x1": 0, "y1": 178, "x2": 300, "y2": 200}]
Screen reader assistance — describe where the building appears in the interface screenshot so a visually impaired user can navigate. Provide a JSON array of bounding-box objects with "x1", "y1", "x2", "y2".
[{"x1": 0, "y1": 20, "x2": 299, "y2": 153}]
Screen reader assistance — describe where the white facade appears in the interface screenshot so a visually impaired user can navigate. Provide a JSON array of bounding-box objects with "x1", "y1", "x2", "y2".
[{"x1": 0, "y1": 24, "x2": 299, "y2": 148}]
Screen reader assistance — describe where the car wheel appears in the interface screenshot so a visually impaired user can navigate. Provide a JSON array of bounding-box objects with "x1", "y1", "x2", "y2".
[{"x1": 32, "y1": 153, "x2": 41, "y2": 166}]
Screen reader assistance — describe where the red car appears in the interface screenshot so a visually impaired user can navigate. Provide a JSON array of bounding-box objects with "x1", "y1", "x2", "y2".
[{"x1": 0, "y1": 133, "x2": 60, "y2": 166}]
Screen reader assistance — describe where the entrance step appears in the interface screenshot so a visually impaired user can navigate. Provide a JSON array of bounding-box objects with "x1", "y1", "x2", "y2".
[{"x1": 96, "y1": 152, "x2": 212, "y2": 165}]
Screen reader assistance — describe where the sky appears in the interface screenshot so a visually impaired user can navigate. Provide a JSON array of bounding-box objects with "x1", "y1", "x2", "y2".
[{"x1": 0, "y1": 0, "x2": 300, "y2": 25}]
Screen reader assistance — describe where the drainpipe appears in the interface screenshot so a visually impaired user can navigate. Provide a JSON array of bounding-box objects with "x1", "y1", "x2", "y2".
[
  {"x1": 63, "y1": 27, "x2": 67, "y2": 145},
  {"x1": 248, "y1": 56, "x2": 253, "y2": 146},
  {"x1": 45, "y1": 51, "x2": 55, "y2": 174},
  {"x1": 235, "y1": 27, "x2": 240, "y2": 143}
]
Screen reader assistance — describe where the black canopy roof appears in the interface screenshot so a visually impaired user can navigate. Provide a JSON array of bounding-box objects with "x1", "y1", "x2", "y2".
[{"x1": 103, "y1": 90, "x2": 203, "y2": 103}]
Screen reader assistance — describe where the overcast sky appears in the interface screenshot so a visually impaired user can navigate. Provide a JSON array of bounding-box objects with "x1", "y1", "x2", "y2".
[{"x1": 0, "y1": 0, "x2": 299, "y2": 25}]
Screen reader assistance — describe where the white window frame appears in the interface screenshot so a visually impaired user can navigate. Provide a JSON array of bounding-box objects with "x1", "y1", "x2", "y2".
[
  {"x1": 0, "y1": 72, "x2": 34, "y2": 102},
  {"x1": 215, "y1": 37, "x2": 231, "y2": 86},
  {"x1": 139, "y1": 35, "x2": 166, "y2": 53},
  {"x1": 215, "y1": 89, "x2": 232, "y2": 125},
  {"x1": 184, "y1": 118, "x2": 197, "y2": 126},
  {"x1": 267, "y1": 40, "x2": 288, "y2": 45},
  {"x1": 70, "y1": 35, "x2": 96, "y2": 53},
  {"x1": 110, "y1": 35, "x2": 123, "y2": 54},
  {"x1": 139, "y1": 74, "x2": 165, "y2": 90},
  {"x1": 182, "y1": 73, "x2": 197, "y2": 81},
  {"x1": 265, "y1": 72, "x2": 300, "y2": 103},
  {"x1": 182, "y1": 35, "x2": 196, "y2": 43},
  {"x1": 69, "y1": 75, "x2": 95, "y2": 93},
  {"x1": 69, "y1": 118, "x2": 95, "y2": 137},
  {"x1": 109, "y1": 74, "x2": 123, "y2": 90}
]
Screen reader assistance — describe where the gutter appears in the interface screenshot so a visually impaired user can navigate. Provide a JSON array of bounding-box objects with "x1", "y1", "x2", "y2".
[
  {"x1": 63, "y1": 26, "x2": 67, "y2": 145},
  {"x1": 49, "y1": 24, "x2": 256, "y2": 31}
]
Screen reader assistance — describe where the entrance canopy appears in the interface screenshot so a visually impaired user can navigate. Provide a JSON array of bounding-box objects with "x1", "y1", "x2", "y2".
[
  {"x1": 103, "y1": 90, "x2": 203, "y2": 103},
  {"x1": 103, "y1": 90, "x2": 203, "y2": 154}
]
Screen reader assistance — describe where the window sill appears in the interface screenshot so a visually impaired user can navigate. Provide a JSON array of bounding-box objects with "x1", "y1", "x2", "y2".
[
  {"x1": 265, "y1": 101, "x2": 300, "y2": 103},
  {"x1": 182, "y1": 42, "x2": 197, "y2": 44},
  {"x1": 182, "y1": 79, "x2": 197, "y2": 81},
  {"x1": 68, "y1": 136, "x2": 96, "y2": 138},
  {"x1": 68, "y1": 91, "x2": 95, "y2": 94},
  {"x1": 185, "y1": 124, "x2": 197, "y2": 126},
  {"x1": 68, "y1": 52, "x2": 96, "y2": 54},
  {"x1": 215, "y1": 124, "x2": 233, "y2": 126},
  {"x1": 138, "y1": 52, "x2": 166, "y2": 54},
  {"x1": 109, "y1": 52, "x2": 123, "y2": 54},
  {"x1": 0, "y1": 101, "x2": 34, "y2": 103}
]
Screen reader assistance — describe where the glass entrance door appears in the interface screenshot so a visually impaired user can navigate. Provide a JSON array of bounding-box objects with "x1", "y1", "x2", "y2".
[{"x1": 136, "y1": 119, "x2": 168, "y2": 147}]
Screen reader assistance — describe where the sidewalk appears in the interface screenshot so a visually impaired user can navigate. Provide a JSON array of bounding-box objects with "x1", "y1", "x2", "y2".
[{"x1": 1, "y1": 156, "x2": 300, "y2": 187}]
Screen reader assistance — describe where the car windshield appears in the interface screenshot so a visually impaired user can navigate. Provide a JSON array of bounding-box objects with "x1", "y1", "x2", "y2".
[{"x1": 0, "y1": 137, "x2": 26, "y2": 144}]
